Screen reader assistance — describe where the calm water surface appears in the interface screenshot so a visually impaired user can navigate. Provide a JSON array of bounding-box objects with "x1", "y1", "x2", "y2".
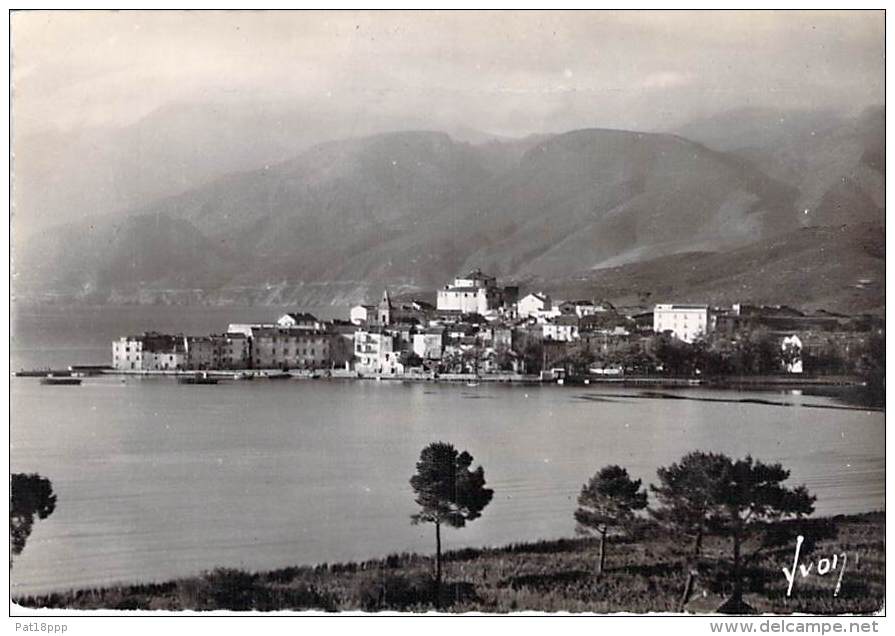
[{"x1": 9, "y1": 305, "x2": 886, "y2": 596}]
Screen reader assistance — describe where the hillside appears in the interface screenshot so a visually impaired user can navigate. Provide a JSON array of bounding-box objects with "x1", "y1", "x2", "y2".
[
  {"x1": 13, "y1": 111, "x2": 885, "y2": 312},
  {"x1": 676, "y1": 107, "x2": 884, "y2": 229},
  {"x1": 541, "y1": 223, "x2": 885, "y2": 315}
]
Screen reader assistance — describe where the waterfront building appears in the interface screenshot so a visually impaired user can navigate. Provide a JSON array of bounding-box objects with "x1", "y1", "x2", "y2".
[
  {"x1": 251, "y1": 326, "x2": 330, "y2": 370},
  {"x1": 141, "y1": 333, "x2": 187, "y2": 371},
  {"x1": 112, "y1": 332, "x2": 186, "y2": 371},
  {"x1": 325, "y1": 321, "x2": 358, "y2": 369},
  {"x1": 210, "y1": 333, "x2": 251, "y2": 369},
  {"x1": 653, "y1": 304, "x2": 714, "y2": 343},
  {"x1": 354, "y1": 329, "x2": 403, "y2": 375},
  {"x1": 112, "y1": 335, "x2": 144, "y2": 370},
  {"x1": 184, "y1": 336, "x2": 216, "y2": 370}
]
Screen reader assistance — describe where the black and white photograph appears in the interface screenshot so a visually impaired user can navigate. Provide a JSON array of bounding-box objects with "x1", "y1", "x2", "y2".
[{"x1": 7, "y1": 7, "x2": 887, "y2": 622}]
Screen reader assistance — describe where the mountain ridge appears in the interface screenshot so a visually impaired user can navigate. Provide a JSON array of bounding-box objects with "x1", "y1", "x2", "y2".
[{"x1": 14, "y1": 109, "x2": 884, "y2": 313}]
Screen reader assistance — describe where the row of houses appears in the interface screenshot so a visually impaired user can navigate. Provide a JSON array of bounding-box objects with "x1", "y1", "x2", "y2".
[
  {"x1": 113, "y1": 269, "x2": 874, "y2": 374},
  {"x1": 112, "y1": 312, "x2": 349, "y2": 371}
]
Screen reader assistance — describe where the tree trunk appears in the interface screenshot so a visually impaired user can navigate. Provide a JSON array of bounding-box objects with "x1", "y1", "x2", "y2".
[
  {"x1": 678, "y1": 570, "x2": 695, "y2": 612},
  {"x1": 598, "y1": 528, "x2": 606, "y2": 576},
  {"x1": 693, "y1": 527, "x2": 703, "y2": 559},
  {"x1": 732, "y1": 531, "x2": 742, "y2": 602},
  {"x1": 435, "y1": 520, "x2": 442, "y2": 599}
]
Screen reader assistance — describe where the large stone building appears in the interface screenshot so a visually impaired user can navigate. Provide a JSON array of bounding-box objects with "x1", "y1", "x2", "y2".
[
  {"x1": 184, "y1": 336, "x2": 216, "y2": 370},
  {"x1": 209, "y1": 333, "x2": 251, "y2": 369},
  {"x1": 251, "y1": 326, "x2": 331, "y2": 370},
  {"x1": 436, "y1": 269, "x2": 515, "y2": 315},
  {"x1": 653, "y1": 304, "x2": 714, "y2": 343}
]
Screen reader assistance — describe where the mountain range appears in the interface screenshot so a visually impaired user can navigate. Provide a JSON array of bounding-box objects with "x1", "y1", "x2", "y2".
[{"x1": 13, "y1": 105, "x2": 884, "y2": 314}]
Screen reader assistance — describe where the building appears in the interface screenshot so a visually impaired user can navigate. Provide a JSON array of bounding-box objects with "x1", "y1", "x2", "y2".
[
  {"x1": 112, "y1": 332, "x2": 186, "y2": 371},
  {"x1": 251, "y1": 326, "x2": 331, "y2": 370},
  {"x1": 413, "y1": 329, "x2": 444, "y2": 360},
  {"x1": 227, "y1": 322, "x2": 275, "y2": 338},
  {"x1": 349, "y1": 304, "x2": 375, "y2": 326},
  {"x1": 518, "y1": 292, "x2": 560, "y2": 321},
  {"x1": 558, "y1": 300, "x2": 610, "y2": 318},
  {"x1": 141, "y1": 333, "x2": 187, "y2": 371},
  {"x1": 277, "y1": 312, "x2": 323, "y2": 330},
  {"x1": 436, "y1": 269, "x2": 508, "y2": 315},
  {"x1": 543, "y1": 315, "x2": 581, "y2": 342},
  {"x1": 653, "y1": 304, "x2": 714, "y2": 343},
  {"x1": 781, "y1": 334, "x2": 804, "y2": 374},
  {"x1": 377, "y1": 289, "x2": 393, "y2": 326},
  {"x1": 482, "y1": 325, "x2": 513, "y2": 350},
  {"x1": 354, "y1": 329, "x2": 403, "y2": 375},
  {"x1": 715, "y1": 304, "x2": 846, "y2": 334},
  {"x1": 325, "y1": 320, "x2": 358, "y2": 369},
  {"x1": 210, "y1": 333, "x2": 251, "y2": 369},
  {"x1": 112, "y1": 335, "x2": 144, "y2": 370},
  {"x1": 184, "y1": 336, "x2": 216, "y2": 370}
]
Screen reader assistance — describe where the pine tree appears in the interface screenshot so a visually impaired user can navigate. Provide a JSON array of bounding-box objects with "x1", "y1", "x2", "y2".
[
  {"x1": 574, "y1": 465, "x2": 647, "y2": 576},
  {"x1": 410, "y1": 442, "x2": 493, "y2": 594}
]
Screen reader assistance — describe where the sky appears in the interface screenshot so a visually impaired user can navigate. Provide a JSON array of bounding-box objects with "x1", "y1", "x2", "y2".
[{"x1": 11, "y1": 10, "x2": 885, "y2": 138}]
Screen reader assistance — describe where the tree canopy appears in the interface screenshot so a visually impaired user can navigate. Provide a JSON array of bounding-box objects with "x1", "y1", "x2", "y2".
[
  {"x1": 410, "y1": 442, "x2": 493, "y2": 529},
  {"x1": 575, "y1": 465, "x2": 647, "y2": 575},
  {"x1": 10, "y1": 473, "x2": 57, "y2": 562},
  {"x1": 575, "y1": 464, "x2": 648, "y2": 535},
  {"x1": 650, "y1": 451, "x2": 732, "y2": 557}
]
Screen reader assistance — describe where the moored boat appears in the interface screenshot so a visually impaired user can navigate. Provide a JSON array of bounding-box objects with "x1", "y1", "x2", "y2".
[
  {"x1": 40, "y1": 375, "x2": 82, "y2": 386},
  {"x1": 177, "y1": 373, "x2": 219, "y2": 385}
]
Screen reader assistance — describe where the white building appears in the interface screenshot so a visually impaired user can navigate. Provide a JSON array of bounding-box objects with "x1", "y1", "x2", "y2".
[
  {"x1": 227, "y1": 322, "x2": 275, "y2": 338},
  {"x1": 354, "y1": 330, "x2": 403, "y2": 375},
  {"x1": 781, "y1": 334, "x2": 804, "y2": 374},
  {"x1": 436, "y1": 269, "x2": 502, "y2": 314},
  {"x1": 112, "y1": 333, "x2": 185, "y2": 371},
  {"x1": 517, "y1": 292, "x2": 551, "y2": 318},
  {"x1": 653, "y1": 304, "x2": 713, "y2": 343},
  {"x1": 413, "y1": 330, "x2": 444, "y2": 360},
  {"x1": 112, "y1": 336, "x2": 143, "y2": 370},
  {"x1": 277, "y1": 313, "x2": 323, "y2": 330},
  {"x1": 349, "y1": 304, "x2": 375, "y2": 326},
  {"x1": 542, "y1": 316, "x2": 580, "y2": 342},
  {"x1": 559, "y1": 300, "x2": 609, "y2": 318}
]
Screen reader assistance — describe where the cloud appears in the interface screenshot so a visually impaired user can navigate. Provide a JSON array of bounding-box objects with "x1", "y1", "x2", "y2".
[{"x1": 9, "y1": 10, "x2": 885, "y2": 137}]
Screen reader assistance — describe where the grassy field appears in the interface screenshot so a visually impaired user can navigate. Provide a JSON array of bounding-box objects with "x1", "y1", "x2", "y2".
[{"x1": 14, "y1": 512, "x2": 884, "y2": 614}]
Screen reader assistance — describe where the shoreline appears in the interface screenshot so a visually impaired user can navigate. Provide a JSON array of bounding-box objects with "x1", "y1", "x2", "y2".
[
  {"x1": 14, "y1": 367, "x2": 869, "y2": 388},
  {"x1": 13, "y1": 511, "x2": 885, "y2": 613}
]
